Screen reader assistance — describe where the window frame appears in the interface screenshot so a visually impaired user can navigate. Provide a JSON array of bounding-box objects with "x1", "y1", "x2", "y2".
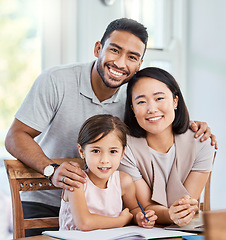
[{"x1": 142, "y1": 0, "x2": 188, "y2": 99}]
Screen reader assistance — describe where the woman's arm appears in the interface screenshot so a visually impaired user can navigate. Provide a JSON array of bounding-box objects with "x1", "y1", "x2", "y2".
[
  {"x1": 135, "y1": 171, "x2": 209, "y2": 226},
  {"x1": 135, "y1": 178, "x2": 197, "y2": 226},
  {"x1": 65, "y1": 183, "x2": 132, "y2": 231},
  {"x1": 120, "y1": 171, "x2": 157, "y2": 228},
  {"x1": 135, "y1": 178, "x2": 173, "y2": 225},
  {"x1": 135, "y1": 178, "x2": 196, "y2": 226},
  {"x1": 168, "y1": 171, "x2": 210, "y2": 226},
  {"x1": 184, "y1": 171, "x2": 210, "y2": 199}
]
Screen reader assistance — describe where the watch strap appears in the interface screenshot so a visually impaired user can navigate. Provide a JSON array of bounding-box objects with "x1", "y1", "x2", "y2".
[{"x1": 50, "y1": 163, "x2": 60, "y2": 168}]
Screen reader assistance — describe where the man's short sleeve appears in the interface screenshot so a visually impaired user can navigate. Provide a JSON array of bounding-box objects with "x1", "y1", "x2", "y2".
[{"x1": 15, "y1": 68, "x2": 62, "y2": 132}]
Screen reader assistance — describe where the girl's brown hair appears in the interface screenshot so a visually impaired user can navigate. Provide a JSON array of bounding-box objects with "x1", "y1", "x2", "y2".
[{"x1": 78, "y1": 114, "x2": 128, "y2": 149}]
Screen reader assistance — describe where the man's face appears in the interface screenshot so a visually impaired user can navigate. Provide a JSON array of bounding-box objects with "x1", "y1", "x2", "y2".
[{"x1": 95, "y1": 30, "x2": 145, "y2": 88}]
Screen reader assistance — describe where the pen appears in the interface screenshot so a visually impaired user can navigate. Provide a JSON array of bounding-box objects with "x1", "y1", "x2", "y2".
[{"x1": 138, "y1": 201, "x2": 150, "y2": 223}]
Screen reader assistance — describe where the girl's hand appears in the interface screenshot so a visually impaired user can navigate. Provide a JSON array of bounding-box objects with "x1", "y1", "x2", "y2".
[
  {"x1": 169, "y1": 195, "x2": 198, "y2": 226},
  {"x1": 119, "y1": 208, "x2": 133, "y2": 225},
  {"x1": 136, "y1": 210, "x2": 157, "y2": 228}
]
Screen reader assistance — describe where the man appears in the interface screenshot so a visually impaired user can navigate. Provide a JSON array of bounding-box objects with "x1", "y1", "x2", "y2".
[{"x1": 5, "y1": 18, "x2": 216, "y2": 236}]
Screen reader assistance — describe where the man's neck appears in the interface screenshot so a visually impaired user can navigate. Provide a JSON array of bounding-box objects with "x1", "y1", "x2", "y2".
[{"x1": 91, "y1": 65, "x2": 119, "y2": 102}]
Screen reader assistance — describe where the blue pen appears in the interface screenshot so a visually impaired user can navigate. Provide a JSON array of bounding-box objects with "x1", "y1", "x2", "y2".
[{"x1": 138, "y1": 201, "x2": 150, "y2": 223}]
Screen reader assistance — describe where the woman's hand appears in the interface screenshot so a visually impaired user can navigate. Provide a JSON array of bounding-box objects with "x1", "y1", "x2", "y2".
[
  {"x1": 169, "y1": 195, "x2": 198, "y2": 226},
  {"x1": 136, "y1": 209, "x2": 157, "y2": 228}
]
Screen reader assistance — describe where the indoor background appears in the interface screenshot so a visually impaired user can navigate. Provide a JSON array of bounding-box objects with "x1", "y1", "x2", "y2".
[{"x1": 0, "y1": 0, "x2": 225, "y2": 239}]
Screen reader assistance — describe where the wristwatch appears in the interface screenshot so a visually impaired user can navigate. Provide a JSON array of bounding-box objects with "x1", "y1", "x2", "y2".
[{"x1": 43, "y1": 163, "x2": 60, "y2": 181}]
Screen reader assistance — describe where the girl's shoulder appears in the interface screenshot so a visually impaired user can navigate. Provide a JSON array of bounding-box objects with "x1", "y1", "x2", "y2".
[
  {"x1": 118, "y1": 171, "x2": 134, "y2": 190},
  {"x1": 62, "y1": 177, "x2": 86, "y2": 202}
]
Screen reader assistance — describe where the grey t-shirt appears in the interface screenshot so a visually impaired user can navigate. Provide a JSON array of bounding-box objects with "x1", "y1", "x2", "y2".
[{"x1": 16, "y1": 61, "x2": 127, "y2": 207}]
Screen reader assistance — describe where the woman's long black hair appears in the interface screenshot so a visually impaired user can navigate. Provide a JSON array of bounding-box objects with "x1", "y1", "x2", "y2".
[{"x1": 124, "y1": 67, "x2": 190, "y2": 138}]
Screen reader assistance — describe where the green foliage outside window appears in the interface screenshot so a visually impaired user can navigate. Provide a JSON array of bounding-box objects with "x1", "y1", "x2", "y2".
[{"x1": 0, "y1": 0, "x2": 41, "y2": 152}]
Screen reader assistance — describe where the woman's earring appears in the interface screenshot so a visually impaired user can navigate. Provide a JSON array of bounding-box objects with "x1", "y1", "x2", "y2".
[{"x1": 174, "y1": 107, "x2": 177, "y2": 110}]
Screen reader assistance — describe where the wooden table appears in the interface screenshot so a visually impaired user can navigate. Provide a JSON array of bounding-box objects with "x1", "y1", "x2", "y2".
[
  {"x1": 17, "y1": 214, "x2": 203, "y2": 240},
  {"x1": 17, "y1": 236, "x2": 56, "y2": 240}
]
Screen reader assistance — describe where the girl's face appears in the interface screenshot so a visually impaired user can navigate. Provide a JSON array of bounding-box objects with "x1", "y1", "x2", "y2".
[
  {"x1": 78, "y1": 130, "x2": 124, "y2": 188},
  {"x1": 132, "y1": 77, "x2": 178, "y2": 137}
]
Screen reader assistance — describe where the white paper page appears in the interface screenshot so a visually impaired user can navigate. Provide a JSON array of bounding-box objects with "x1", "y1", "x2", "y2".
[
  {"x1": 124, "y1": 226, "x2": 195, "y2": 239},
  {"x1": 43, "y1": 226, "x2": 196, "y2": 240}
]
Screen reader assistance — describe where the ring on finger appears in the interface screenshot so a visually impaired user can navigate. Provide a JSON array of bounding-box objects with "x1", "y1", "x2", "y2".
[
  {"x1": 61, "y1": 176, "x2": 66, "y2": 183},
  {"x1": 177, "y1": 219, "x2": 181, "y2": 224}
]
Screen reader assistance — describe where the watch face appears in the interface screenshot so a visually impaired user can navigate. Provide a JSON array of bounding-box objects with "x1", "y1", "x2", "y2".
[{"x1": 44, "y1": 165, "x2": 54, "y2": 177}]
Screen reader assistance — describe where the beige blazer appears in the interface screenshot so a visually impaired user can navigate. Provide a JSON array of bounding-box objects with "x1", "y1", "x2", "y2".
[{"x1": 125, "y1": 129, "x2": 214, "y2": 207}]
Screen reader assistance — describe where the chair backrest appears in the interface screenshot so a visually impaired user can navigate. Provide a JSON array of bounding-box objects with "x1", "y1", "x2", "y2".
[
  {"x1": 200, "y1": 151, "x2": 217, "y2": 212},
  {"x1": 203, "y1": 210, "x2": 226, "y2": 240},
  {"x1": 4, "y1": 158, "x2": 85, "y2": 239}
]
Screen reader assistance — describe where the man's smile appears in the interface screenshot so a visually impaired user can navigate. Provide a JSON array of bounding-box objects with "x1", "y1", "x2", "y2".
[{"x1": 106, "y1": 64, "x2": 129, "y2": 80}]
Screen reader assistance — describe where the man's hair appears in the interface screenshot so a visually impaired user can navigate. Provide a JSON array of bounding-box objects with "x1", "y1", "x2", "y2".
[
  {"x1": 100, "y1": 18, "x2": 148, "y2": 57},
  {"x1": 124, "y1": 67, "x2": 190, "y2": 138}
]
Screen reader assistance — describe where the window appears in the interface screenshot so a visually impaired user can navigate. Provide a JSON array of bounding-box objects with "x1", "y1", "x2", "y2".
[
  {"x1": 123, "y1": 0, "x2": 188, "y2": 97},
  {"x1": 0, "y1": 0, "x2": 42, "y2": 158}
]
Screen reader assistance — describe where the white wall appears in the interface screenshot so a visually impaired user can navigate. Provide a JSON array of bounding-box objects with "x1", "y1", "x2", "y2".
[
  {"x1": 76, "y1": 0, "x2": 125, "y2": 63},
  {"x1": 187, "y1": 0, "x2": 226, "y2": 209}
]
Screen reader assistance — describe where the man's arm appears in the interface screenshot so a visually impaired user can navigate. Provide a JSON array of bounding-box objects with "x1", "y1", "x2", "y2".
[{"x1": 5, "y1": 118, "x2": 86, "y2": 190}]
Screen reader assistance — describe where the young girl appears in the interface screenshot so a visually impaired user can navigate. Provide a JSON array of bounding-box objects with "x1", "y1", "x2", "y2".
[{"x1": 59, "y1": 114, "x2": 157, "y2": 231}]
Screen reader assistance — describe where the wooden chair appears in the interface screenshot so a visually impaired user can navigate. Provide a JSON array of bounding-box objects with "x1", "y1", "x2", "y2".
[
  {"x1": 203, "y1": 210, "x2": 226, "y2": 240},
  {"x1": 4, "y1": 158, "x2": 85, "y2": 239},
  {"x1": 200, "y1": 151, "x2": 217, "y2": 212}
]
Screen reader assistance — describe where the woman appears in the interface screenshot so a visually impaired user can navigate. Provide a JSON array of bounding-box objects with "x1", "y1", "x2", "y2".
[{"x1": 118, "y1": 67, "x2": 215, "y2": 226}]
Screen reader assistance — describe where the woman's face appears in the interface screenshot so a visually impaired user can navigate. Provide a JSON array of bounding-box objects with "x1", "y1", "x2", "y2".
[{"x1": 131, "y1": 77, "x2": 178, "y2": 137}]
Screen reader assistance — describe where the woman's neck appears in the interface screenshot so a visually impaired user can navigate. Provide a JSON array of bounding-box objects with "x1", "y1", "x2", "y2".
[{"x1": 146, "y1": 129, "x2": 174, "y2": 153}]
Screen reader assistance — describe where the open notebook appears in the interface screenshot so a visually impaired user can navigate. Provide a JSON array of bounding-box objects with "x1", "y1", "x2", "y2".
[{"x1": 43, "y1": 226, "x2": 195, "y2": 240}]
